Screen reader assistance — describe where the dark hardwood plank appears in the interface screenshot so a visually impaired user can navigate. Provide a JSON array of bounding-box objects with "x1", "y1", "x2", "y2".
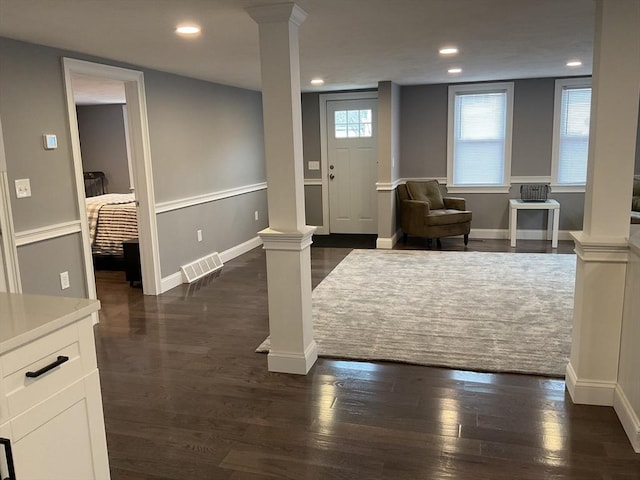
[{"x1": 94, "y1": 239, "x2": 639, "y2": 480}]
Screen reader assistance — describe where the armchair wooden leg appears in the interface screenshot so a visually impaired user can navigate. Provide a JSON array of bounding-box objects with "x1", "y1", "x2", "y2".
[{"x1": 464, "y1": 234, "x2": 469, "y2": 245}]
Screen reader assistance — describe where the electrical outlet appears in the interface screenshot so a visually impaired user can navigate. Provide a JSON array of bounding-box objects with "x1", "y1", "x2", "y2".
[
  {"x1": 15, "y1": 178, "x2": 31, "y2": 198},
  {"x1": 197, "y1": 230, "x2": 203, "y2": 242},
  {"x1": 60, "y1": 271, "x2": 70, "y2": 290},
  {"x1": 254, "y1": 211, "x2": 259, "y2": 221}
]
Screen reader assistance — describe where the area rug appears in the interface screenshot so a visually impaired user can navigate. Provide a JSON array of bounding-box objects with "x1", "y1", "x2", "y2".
[{"x1": 256, "y1": 250, "x2": 576, "y2": 377}]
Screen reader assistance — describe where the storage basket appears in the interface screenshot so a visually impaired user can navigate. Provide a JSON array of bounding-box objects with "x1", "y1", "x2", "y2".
[{"x1": 520, "y1": 184, "x2": 550, "y2": 202}]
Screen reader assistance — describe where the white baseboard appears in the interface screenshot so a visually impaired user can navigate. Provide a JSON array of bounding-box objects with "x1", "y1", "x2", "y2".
[
  {"x1": 219, "y1": 235, "x2": 263, "y2": 263},
  {"x1": 470, "y1": 228, "x2": 573, "y2": 241},
  {"x1": 267, "y1": 341, "x2": 318, "y2": 375},
  {"x1": 159, "y1": 236, "x2": 263, "y2": 293},
  {"x1": 565, "y1": 362, "x2": 616, "y2": 406},
  {"x1": 159, "y1": 271, "x2": 183, "y2": 294},
  {"x1": 614, "y1": 385, "x2": 640, "y2": 453},
  {"x1": 376, "y1": 230, "x2": 401, "y2": 249}
]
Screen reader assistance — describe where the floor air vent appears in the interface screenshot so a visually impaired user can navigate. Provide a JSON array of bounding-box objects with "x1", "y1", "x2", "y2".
[{"x1": 181, "y1": 252, "x2": 223, "y2": 283}]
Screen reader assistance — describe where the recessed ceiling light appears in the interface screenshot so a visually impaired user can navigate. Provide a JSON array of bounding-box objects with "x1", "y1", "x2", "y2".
[
  {"x1": 175, "y1": 24, "x2": 201, "y2": 36},
  {"x1": 566, "y1": 60, "x2": 582, "y2": 67},
  {"x1": 310, "y1": 78, "x2": 324, "y2": 86},
  {"x1": 448, "y1": 67, "x2": 462, "y2": 74},
  {"x1": 439, "y1": 47, "x2": 459, "y2": 55}
]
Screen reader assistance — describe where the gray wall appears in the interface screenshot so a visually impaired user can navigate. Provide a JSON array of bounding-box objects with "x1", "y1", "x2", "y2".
[
  {"x1": 144, "y1": 70, "x2": 265, "y2": 203},
  {"x1": 157, "y1": 190, "x2": 268, "y2": 274},
  {"x1": 0, "y1": 37, "x2": 267, "y2": 295},
  {"x1": 302, "y1": 92, "x2": 321, "y2": 180},
  {"x1": 18, "y1": 234, "x2": 87, "y2": 298},
  {"x1": 399, "y1": 78, "x2": 586, "y2": 230},
  {"x1": 76, "y1": 104, "x2": 131, "y2": 193}
]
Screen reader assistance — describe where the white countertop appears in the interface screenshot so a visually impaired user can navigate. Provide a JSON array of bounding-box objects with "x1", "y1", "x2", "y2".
[{"x1": 0, "y1": 293, "x2": 100, "y2": 354}]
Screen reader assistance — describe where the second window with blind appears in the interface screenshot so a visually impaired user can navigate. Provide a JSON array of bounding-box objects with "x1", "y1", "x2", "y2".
[
  {"x1": 551, "y1": 78, "x2": 592, "y2": 190},
  {"x1": 447, "y1": 82, "x2": 514, "y2": 192}
]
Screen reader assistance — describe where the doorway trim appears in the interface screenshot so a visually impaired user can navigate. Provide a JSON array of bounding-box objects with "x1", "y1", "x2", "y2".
[
  {"x1": 318, "y1": 91, "x2": 378, "y2": 235},
  {"x1": 0, "y1": 116, "x2": 21, "y2": 293},
  {"x1": 62, "y1": 58, "x2": 162, "y2": 296}
]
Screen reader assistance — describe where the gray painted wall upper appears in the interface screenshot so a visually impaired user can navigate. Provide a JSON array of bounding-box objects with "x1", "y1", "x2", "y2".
[
  {"x1": 399, "y1": 84, "x2": 448, "y2": 179},
  {"x1": 144, "y1": 71, "x2": 265, "y2": 203},
  {"x1": 302, "y1": 92, "x2": 321, "y2": 180},
  {"x1": 76, "y1": 104, "x2": 131, "y2": 193},
  {"x1": 511, "y1": 78, "x2": 555, "y2": 176},
  {"x1": 0, "y1": 39, "x2": 80, "y2": 231}
]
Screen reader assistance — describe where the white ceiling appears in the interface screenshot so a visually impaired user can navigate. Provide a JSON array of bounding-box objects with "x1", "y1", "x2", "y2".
[{"x1": 0, "y1": 0, "x2": 595, "y2": 99}]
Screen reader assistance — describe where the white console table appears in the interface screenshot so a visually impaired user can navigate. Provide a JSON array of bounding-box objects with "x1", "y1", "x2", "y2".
[{"x1": 509, "y1": 199, "x2": 560, "y2": 248}]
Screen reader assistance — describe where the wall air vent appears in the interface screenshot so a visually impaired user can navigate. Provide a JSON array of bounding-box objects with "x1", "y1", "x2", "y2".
[{"x1": 180, "y1": 252, "x2": 223, "y2": 283}]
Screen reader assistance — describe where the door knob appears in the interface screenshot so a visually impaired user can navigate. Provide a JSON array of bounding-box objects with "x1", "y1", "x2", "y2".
[{"x1": 329, "y1": 174, "x2": 335, "y2": 180}]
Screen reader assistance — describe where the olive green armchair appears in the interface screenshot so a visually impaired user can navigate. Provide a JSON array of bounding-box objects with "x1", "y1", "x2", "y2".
[{"x1": 397, "y1": 180, "x2": 472, "y2": 246}]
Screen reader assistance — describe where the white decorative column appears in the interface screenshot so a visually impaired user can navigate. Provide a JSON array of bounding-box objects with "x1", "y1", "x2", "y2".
[
  {"x1": 566, "y1": 0, "x2": 640, "y2": 405},
  {"x1": 247, "y1": 3, "x2": 317, "y2": 374}
]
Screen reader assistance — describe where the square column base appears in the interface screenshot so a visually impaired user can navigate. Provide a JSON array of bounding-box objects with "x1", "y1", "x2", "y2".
[{"x1": 260, "y1": 226, "x2": 317, "y2": 375}]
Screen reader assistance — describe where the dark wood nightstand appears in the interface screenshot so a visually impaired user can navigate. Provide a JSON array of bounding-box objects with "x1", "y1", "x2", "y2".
[{"x1": 122, "y1": 238, "x2": 142, "y2": 287}]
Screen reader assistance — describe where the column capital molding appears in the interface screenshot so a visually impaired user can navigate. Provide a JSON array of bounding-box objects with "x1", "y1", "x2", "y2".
[
  {"x1": 259, "y1": 225, "x2": 316, "y2": 251},
  {"x1": 246, "y1": 2, "x2": 307, "y2": 26},
  {"x1": 571, "y1": 231, "x2": 630, "y2": 263}
]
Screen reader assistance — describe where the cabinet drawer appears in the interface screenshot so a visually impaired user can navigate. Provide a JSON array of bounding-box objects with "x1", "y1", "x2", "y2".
[{"x1": 1, "y1": 323, "x2": 92, "y2": 418}]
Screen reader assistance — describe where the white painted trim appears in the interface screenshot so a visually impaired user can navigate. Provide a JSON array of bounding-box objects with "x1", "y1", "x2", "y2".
[
  {"x1": 447, "y1": 82, "x2": 514, "y2": 190},
  {"x1": 159, "y1": 236, "x2": 264, "y2": 294},
  {"x1": 259, "y1": 226, "x2": 316, "y2": 251},
  {"x1": 446, "y1": 186, "x2": 511, "y2": 194},
  {"x1": 375, "y1": 179, "x2": 403, "y2": 191},
  {"x1": 219, "y1": 235, "x2": 263, "y2": 263},
  {"x1": 614, "y1": 385, "x2": 640, "y2": 453},
  {"x1": 376, "y1": 230, "x2": 400, "y2": 249},
  {"x1": 267, "y1": 340, "x2": 318, "y2": 374},
  {"x1": 469, "y1": 228, "x2": 574, "y2": 241},
  {"x1": 303, "y1": 178, "x2": 322, "y2": 186},
  {"x1": 511, "y1": 176, "x2": 552, "y2": 184},
  {"x1": 0, "y1": 170, "x2": 21, "y2": 292},
  {"x1": 551, "y1": 77, "x2": 592, "y2": 187},
  {"x1": 550, "y1": 185, "x2": 586, "y2": 193},
  {"x1": 15, "y1": 221, "x2": 82, "y2": 247},
  {"x1": 159, "y1": 271, "x2": 184, "y2": 294},
  {"x1": 571, "y1": 232, "x2": 630, "y2": 263},
  {"x1": 319, "y1": 91, "x2": 379, "y2": 235},
  {"x1": 155, "y1": 182, "x2": 268, "y2": 214},
  {"x1": 565, "y1": 362, "x2": 616, "y2": 406},
  {"x1": 63, "y1": 58, "x2": 162, "y2": 296}
]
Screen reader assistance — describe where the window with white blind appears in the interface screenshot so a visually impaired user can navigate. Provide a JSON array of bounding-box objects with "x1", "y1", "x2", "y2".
[
  {"x1": 551, "y1": 78, "x2": 592, "y2": 190},
  {"x1": 447, "y1": 82, "x2": 514, "y2": 192}
]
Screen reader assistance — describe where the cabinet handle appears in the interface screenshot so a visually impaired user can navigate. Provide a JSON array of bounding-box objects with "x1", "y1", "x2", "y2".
[
  {"x1": 0, "y1": 437, "x2": 16, "y2": 480},
  {"x1": 25, "y1": 355, "x2": 69, "y2": 378}
]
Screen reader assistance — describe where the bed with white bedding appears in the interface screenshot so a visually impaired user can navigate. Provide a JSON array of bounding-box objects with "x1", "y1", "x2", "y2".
[{"x1": 85, "y1": 193, "x2": 138, "y2": 258}]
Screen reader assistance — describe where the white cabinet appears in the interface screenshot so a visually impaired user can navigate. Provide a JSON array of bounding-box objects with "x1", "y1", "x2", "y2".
[{"x1": 0, "y1": 293, "x2": 109, "y2": 480}]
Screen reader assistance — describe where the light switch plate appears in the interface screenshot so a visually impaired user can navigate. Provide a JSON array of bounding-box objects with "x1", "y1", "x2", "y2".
[
  {"x1": 60, "y1": 271, "x2": 70, "y2": 290},
  {"x1": 43, "y1": 134, "x2": 58, "y2": 150},
  {"x1": 308, "y1": 161, "x2": 320, "y2": 171},
  {"x1": 15, "y1": 178, "x2": 31, "y2": 198}
]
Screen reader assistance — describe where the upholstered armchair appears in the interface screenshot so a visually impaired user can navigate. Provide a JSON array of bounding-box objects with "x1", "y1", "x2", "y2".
[{"x1": 397, "y1": 180, "x2": 472, "y2": 246}]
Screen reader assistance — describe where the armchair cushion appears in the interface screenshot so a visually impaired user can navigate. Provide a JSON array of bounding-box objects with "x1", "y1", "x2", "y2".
[
  {"x1": 407, "y1": 180, "x2": 445, "y2": 210},
  {"x1": 424, "y1": 209, "x2": 472, "y2": 227}
]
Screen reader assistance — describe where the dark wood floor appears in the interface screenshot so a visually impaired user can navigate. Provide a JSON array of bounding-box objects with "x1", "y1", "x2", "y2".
[{"x1": 94, "y1": 239, "x2": 640, "y2": 479}]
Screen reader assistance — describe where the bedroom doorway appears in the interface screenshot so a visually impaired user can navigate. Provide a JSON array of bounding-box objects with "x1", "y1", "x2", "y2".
[{"x1": 63, "y1": 58, "x2": 162, "y2": 297}]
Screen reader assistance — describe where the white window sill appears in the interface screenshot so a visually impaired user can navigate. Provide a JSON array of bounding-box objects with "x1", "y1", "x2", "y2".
[
  {"x1": 446, "y1": 185, "x2": 511, "y2": 194},
  {"x1": 550, "y1": 184, "x2": 586, "y2": 193}
]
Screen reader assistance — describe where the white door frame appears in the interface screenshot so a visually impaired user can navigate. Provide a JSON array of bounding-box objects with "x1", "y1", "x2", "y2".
[
  {"x1": 318, "y1": 91, "x2": 378, "y2": 235},
  {"x1": 0, "y1": 115, "x2": 21, "y2": 292},
  {"x1": 62, "y1": 58, "x2": 162, "y2": 296}
]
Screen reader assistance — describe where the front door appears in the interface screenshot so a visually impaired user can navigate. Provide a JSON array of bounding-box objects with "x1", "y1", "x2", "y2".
[{"x1": 327, "y1": 98, "x2": 378, "y2": 234}]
